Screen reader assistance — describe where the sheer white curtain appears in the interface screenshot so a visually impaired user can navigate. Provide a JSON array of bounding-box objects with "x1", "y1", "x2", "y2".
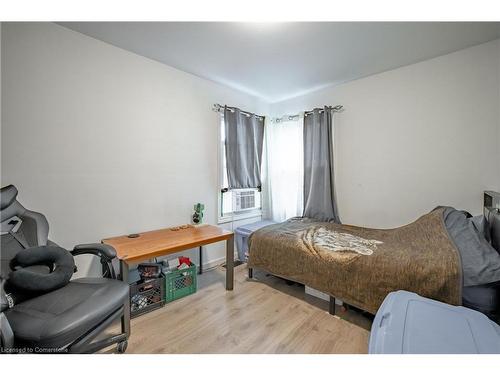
[{"x1": 262, "y1": 116, "x2": 304, "y2": 222}]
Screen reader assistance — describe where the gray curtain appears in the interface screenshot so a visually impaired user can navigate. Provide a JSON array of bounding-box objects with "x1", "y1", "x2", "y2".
[
  {"x1": 224, "y1": 106, "x2": 265, "y2": 189},
  {"x1": 303, "y1": 107, "x2": 341, "y2": 222}
]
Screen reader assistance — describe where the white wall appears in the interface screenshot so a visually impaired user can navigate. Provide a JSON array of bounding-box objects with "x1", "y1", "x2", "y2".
[
  {"x1": 498, "y1": 42, "x2": 500, "y2": 186},
  {"x1": 1, "y1": 23, "x2": 268, "y2": 275},
  {"x1": 271, "y1": 39, "x2": 500, "y2": 228},
  {"x1": 0, "y1": 23, "x2": 2, "y2": 168},
  {"x1": 2, "y1": 23, "x2": 499, "y2": 276}
]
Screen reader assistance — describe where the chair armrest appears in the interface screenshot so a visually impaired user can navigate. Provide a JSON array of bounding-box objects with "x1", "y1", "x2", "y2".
[
  {"x1": 0, "y1": 272, "x2": 13, "y2": 349},
  {"x1": 0, "y1": 313, "x2": 14, "y2": 349},
  {"x1": 1, "y1": 279, "x2": 10, "y2": 313},
  {"x1": 72, "y1": 243, "x2": 117, "y2": 260}
]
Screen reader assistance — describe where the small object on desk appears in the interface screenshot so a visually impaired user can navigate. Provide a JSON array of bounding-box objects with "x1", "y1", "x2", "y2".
[
  {"x1": 127, "y1": 233, "x2": 140, "y2": 238},
  {"x1": 170, "y1": 224, "x2": 192, "y2": 231},
  {"x1": 192, "y1": 203, "x2": 205, "y2": 224}
]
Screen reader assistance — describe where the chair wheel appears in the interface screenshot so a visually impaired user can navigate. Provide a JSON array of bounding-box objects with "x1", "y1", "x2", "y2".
[{"x1": 117, "y1": 340, "x2": 128, "y2": 353}]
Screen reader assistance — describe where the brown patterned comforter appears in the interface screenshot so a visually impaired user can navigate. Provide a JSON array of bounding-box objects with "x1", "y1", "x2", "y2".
[{"x1": 248, "y1": 208, "x2": 462, "y2": 314}]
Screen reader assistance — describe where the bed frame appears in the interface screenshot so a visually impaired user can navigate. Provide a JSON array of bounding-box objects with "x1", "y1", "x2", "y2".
[
  {"x1": 247, "y1": 266, "x2": 339, "y2": 316},
  {"x1": 248, "y1": 191, "x2": 500, "y2": 318}
]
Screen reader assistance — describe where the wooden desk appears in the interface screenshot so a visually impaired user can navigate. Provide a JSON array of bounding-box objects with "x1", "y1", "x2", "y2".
[{"x1": 103, "y1": 224, "x2": 235, "y2": 290}]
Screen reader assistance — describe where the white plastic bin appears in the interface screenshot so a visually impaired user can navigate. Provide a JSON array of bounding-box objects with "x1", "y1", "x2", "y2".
[
  {"x1": 235, "y1": 220, "x2": 276, "y2": 262},
  {"x1": 369, "y1": 290, "x2": 500, "y2": 354}
]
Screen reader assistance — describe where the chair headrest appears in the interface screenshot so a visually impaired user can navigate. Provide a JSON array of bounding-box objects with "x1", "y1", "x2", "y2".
[{"x1": 0, "y1": 185, "x2": 19, "y2": 210}]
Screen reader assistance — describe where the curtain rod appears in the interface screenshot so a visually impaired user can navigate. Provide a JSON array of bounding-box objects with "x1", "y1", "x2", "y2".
[
  {"x1": 212, "y1": 103, "x2": 265, "y2": 120},
  {"x1": 272, "y1": 105, "x2": 344, "y2": 123}
]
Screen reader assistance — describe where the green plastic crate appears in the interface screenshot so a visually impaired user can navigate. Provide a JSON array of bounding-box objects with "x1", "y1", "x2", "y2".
[{"x1": 165, "y1": 263, "x2": 197, "y2": 303}]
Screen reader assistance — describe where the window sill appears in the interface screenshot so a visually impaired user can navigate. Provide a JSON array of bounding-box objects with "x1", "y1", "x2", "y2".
[{"x1": 217, "y1": 210, "x2": 263, "y2": 224}]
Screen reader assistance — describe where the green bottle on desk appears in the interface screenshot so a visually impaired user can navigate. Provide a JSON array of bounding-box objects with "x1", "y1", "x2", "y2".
[{"x1": 192, "y1": 203, "x2": 204, "y2": 224}]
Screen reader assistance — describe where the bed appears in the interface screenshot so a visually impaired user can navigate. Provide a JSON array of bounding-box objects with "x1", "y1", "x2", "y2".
[{"x1": 247, "y1": 206, "x2": 500, "y2": 319}]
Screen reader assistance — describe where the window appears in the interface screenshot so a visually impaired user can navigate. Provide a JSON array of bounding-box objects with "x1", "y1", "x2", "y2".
[{"x1": 218, "y1": 113, "x2": 262, "y2": 222}]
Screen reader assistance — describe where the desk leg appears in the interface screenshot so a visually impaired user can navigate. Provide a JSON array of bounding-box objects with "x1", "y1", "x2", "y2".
[
  {"x1": 119, "y1": 260, "x2": 129, "y2": 284},
  {"x1": 199, "y1": 246, "x2": 203, "y2": 275},
  {"x1": 119, "y1": 260, "x2": 131, "y2": 339},
  {"x1": 225, "y1": 238, "x2": 234, "y2": 291}
]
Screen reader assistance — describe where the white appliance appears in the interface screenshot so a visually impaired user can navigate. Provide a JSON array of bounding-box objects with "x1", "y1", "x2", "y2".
[{"x1": 233, "y1": 189, "x2": 259, "y2": 212}]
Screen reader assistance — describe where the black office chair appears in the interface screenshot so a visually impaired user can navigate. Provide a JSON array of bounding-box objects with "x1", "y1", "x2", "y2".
[{"x1": 0, "y1": 185, "x2": 130, "y2": 353}]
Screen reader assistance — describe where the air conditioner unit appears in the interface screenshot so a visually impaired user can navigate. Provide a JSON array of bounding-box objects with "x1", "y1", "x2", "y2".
[{"x1": 233, "y1": 189, "x2": 258, "y2": 212}]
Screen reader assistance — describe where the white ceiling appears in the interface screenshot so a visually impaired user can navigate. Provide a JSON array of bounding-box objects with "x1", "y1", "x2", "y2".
[{"x1": 58, "y1": 22, "x2": 500, "y2": 103}]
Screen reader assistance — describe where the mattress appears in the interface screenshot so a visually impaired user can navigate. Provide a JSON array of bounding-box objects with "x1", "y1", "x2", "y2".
[{"x1": 249, "y1": 208, "x2": 462, "y2": 314}]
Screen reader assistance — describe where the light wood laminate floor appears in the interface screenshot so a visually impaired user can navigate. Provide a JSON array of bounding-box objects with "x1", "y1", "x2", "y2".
[{"x1": 115, "y1": 265, "x2": 370, "y2": 354}]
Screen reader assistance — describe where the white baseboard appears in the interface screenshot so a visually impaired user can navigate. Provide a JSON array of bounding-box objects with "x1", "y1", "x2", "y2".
[
  {"x1": 305, "y1": 286, "x2": 343, "y2": 305},
  {"x1": 201, "y1": 255, "x2": 228, "y2": 270},
  {"x1": 200, "y1": 251, "x2": 240, "y2": 271}
]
